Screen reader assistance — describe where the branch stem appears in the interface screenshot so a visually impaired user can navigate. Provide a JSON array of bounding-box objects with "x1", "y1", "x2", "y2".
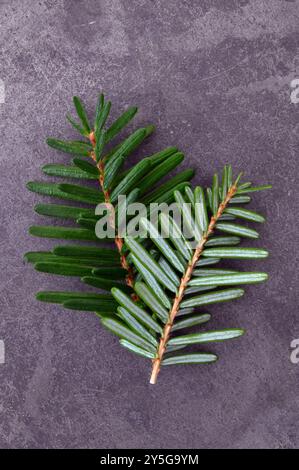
[
  {"x1": 89, "y1": 131, "x2": 136, "y2": 290},
  {"x1": 149, "y1": 184, "x2": 238, "y2": 384}
]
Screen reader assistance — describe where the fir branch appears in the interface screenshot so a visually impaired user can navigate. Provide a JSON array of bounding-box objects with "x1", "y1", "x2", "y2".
[
  {"x1": 26, "y1": 92, "x2": 193, "y2": 315},
  {"x1": 108, "y1": 166, "x2": 271, "y2": 384},
  {"x1": 26, "y1": 92, "x2": 272, "y2": 385},
  {"x1": 149, "y1": 180, "x2": 238, "y2": 384}
]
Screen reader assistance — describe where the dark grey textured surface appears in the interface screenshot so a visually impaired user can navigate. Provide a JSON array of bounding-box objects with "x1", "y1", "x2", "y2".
[{"x1": 0, "y1": 0, "x2": 298, "y2": 449}]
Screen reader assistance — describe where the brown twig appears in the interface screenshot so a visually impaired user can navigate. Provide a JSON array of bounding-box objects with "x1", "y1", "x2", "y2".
[
  {"x1": 88, "y1": 131, "x2": 136, "y2": 290},
  {"x1": 149, "y1": 184, "x2": 238, "y2": 384}
]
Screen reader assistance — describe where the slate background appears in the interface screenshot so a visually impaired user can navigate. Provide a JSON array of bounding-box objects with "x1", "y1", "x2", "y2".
[{"x1": 0, "y1": 0, "x2": 298, "y2": 449}]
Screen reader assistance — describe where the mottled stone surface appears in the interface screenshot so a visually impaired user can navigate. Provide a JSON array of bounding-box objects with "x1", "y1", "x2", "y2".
[{"x1": 0, "y1": 0, "x2": 298, "y2": 449}]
